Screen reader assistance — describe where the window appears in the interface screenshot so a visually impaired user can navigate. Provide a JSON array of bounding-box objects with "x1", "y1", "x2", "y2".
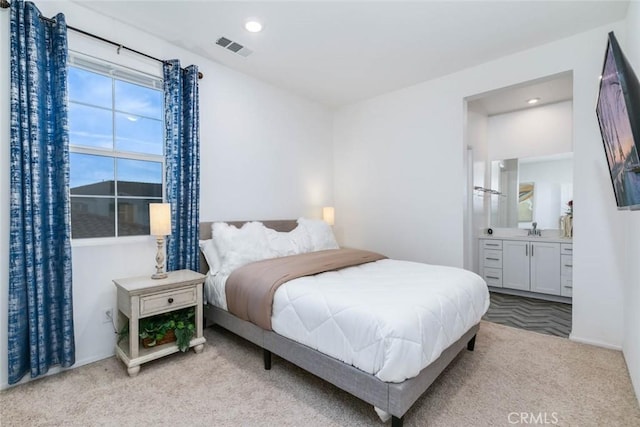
[{"x1": 67, "y1": 55, "x2": 164, "y2": 239}]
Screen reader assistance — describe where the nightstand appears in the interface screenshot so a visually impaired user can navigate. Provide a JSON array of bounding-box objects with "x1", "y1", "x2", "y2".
[{"x1": 113, "y1": 269, "x2": 206, "y2": 377}]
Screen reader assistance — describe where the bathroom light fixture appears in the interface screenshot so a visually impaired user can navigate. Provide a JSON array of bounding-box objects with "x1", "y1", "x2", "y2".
[
  {"x1": 527, "y1": 98, "x2": 540, "y2": 105},
  {"x1": 245, "y1": 20, "x2": 263, "y2": 33}
]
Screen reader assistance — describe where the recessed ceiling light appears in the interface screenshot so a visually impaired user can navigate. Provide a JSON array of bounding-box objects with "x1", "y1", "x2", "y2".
[
  {"x1": 527, "y1": 98, "x2": 541, "y2": 105},
  {"x1": 245, "y1": 20, "x2": 263, "y2": 33}
]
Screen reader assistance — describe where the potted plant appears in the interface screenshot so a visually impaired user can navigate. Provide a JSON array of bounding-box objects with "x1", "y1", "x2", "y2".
[{"x1": 118, "y1": 307, "x2": 195, "y2": 352}]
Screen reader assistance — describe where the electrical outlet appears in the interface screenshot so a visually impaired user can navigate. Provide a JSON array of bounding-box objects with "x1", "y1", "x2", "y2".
[{"x1": 103, "y1": 308, "x2": 113, "y2": 324}]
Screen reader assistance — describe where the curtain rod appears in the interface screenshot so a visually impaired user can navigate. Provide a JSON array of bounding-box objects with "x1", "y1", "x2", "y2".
[{"x1": 0, "y1": 0, "x2": 203, "y2": 80}]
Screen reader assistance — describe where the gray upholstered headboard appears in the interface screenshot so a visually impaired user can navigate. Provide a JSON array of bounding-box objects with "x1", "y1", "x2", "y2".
[{"x1": 199, "y1": 220, "x2": 298, "y2": 273}]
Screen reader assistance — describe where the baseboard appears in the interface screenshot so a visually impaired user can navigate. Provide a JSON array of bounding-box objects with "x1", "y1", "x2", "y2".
[
  {"x1": 569, "y1": 334, "x2": 622, "y2": 351},
  {"x1": 488, "y1": 287, "x2": 572, "y2": 304},
  {"x1": 0, "y1": 352, "x2": 114, "y2": 390}
]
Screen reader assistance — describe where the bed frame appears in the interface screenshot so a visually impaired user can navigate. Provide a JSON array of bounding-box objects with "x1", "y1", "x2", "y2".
[{"x1": 200, "y1": 220, "x2": 479, "y2": 427}]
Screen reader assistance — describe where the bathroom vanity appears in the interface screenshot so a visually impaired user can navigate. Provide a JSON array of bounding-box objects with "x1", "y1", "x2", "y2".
[{"x1": 479, "y1": 236, "x2": 572, "y2": 302}]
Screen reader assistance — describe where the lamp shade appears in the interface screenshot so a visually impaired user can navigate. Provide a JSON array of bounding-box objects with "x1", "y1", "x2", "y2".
[
  {"x1": 322, "y1": 206, "x2": 335, "y2": 226},
  {"x1": 149, "y1": 203, "x2": 171, "y2": 236}
]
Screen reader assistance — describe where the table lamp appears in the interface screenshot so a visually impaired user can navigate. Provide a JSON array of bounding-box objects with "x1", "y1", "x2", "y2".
[{"x1": 322, "y1": 206, "x2": 335, "y2": 225}]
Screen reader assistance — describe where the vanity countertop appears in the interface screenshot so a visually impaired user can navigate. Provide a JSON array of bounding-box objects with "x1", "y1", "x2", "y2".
[{"x1": 479, "y1": 234, "x2": 572, "y2": 244}]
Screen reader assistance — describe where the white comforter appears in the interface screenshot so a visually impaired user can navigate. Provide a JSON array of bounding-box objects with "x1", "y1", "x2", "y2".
[{"x1": 206, "y1": 258, "x2": 489, "y2": 383}]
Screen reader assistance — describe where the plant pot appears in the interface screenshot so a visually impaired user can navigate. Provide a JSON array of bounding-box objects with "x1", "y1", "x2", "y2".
[{"x1": 141, "y1": 329, "x2": 176, "y2": 348}]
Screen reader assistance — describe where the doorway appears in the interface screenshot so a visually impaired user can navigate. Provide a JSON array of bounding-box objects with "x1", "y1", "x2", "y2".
[{"x1": 463, "y1": 71, "x2": 574, "y2": 337}]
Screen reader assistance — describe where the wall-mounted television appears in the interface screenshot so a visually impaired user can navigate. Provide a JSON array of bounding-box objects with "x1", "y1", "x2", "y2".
[{"x1": 596, "y1": 31, "x2": 640, "y2": 209}]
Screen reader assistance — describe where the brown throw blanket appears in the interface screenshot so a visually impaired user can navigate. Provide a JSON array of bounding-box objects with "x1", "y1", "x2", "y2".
[{"x1": 226, "y1": 248, "x2": 387, "y2": 330}]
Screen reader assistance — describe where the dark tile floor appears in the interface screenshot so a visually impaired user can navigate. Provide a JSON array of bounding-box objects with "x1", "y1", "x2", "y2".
[{"x1": 482, "y1": 292, "x2": 572, "y2": 338}]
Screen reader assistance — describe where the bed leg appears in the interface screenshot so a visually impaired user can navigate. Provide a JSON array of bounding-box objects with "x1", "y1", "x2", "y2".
[
  {"x1": 391, "y1": 415, "x2": 404, "y2": 427},
  {"x1": 467, "y1": 334, "x2": 476, "y2": 351},
  {"x1": 263, "y1": 349, "x2": 272, "y2": 370}
]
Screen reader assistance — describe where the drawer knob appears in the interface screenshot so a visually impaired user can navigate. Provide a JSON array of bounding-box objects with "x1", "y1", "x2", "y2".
[{"x1": 168, "y1": 297, "x2": 174, "y2": 304}]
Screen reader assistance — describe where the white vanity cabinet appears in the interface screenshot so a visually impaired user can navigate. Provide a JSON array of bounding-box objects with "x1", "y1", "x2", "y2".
[
  {"x1": 479, "y1": 238, "x2": 569, "y2": 299},
  {"x1": 560, "y1": 244, "x2": 573, "y2": 297},
  {"x1": 479, "y1": 240, "x2": 503, "y2": 287},
  {"x1": 529, "y1": 242, "x2": 561, "y2": 295},
  {"x1": 502, "y1": 240, "x2": 530, "y2": 291}
]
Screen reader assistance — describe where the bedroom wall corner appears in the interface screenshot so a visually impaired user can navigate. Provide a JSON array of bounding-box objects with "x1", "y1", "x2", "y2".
[
  {"x1": 333, "y1": 80, "x2": 466, "y2": 266},
  {"x1": 623, "y1": 0, "x2": 640, "y2": 405},
  {"x1": 0, "y1": 6, "x2": 11, "y2": 389}
]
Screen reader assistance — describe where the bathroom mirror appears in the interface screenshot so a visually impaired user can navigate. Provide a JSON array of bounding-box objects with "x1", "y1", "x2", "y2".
[{"x1": 489, "y1": 153, "x2": 573, "y2": 229}]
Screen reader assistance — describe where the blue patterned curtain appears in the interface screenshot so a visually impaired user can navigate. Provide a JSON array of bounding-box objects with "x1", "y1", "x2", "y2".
[
  {"x1": 8, "y1": 1, "x2": 75, "y2": 384},
  {"x1": 163, "y1": 60, "x2": 200, "y2": 272}
]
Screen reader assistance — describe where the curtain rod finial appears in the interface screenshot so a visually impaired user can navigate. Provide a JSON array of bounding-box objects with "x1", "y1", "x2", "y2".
[
  {"x1": 1, "y1": 0, "x2": 11, "y2": 9},
  {"x1": 198, "y1": 72, "x2": 203, "y2": 80}
]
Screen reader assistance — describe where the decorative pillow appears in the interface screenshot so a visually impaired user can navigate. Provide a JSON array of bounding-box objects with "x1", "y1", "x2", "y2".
[
  {"x1": 212, "y1": 221, "x2": 274, "y2": 275},
  {"x1": 198, "y1": 239, "x2": 221, "y2": 274},
  {"x1": 266, "y1": 224, "x2": 314, "y2": 256},
  {"x1": 296, "y1": 217, "x2": 339, "y2": 251},
  {"x1": 266, "y1": 229, "x2": 298, "y2": 257}
]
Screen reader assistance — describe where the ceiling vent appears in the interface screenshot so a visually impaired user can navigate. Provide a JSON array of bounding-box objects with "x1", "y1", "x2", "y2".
[{"x1": 215, "y1": 37, "x2": 253, "y2": 58}]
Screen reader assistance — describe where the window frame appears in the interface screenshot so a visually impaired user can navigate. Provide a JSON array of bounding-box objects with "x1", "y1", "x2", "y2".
[{"x1": 67, "y1": 52, "x2": 166, "y2": 242}]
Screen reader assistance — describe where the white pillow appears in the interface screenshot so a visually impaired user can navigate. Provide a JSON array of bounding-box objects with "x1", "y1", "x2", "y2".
[
  {"x1": 296, "y1": 217, "x2": 339, "y2": 251},
  {"x1": 289, "y1": 224, "x2": 314, "y2": 253},
  {"x1": 266, "y1": 224, "x2": 314, "y2": 257},
  {"x1": 213, "y1": 221, "x2": 274, "y2": 275},
  {"x1": 266, "y1": 229, "x2": 298, "y2": 257},
  {"x1": 198, "y1": 239, "x2": 221, "y2": 274}
]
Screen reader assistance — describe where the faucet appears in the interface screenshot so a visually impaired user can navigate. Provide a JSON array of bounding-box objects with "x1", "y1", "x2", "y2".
[{"x1": 528, "y1": 222, "x2": 541, "y2": 237}]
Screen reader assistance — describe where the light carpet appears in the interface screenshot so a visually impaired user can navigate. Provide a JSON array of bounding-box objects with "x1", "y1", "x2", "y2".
[{"x1": 1, "y1": 321, "x2": 639, "y2": 426}]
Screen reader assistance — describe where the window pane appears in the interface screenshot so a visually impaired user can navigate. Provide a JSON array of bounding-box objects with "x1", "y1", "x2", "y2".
[
  {"x1": 68, "y1": 66, "x2": 112, "y2": 109},
  {"x1": 68, "y1": 58, "x2": 165, "y2": 240},
  {"x1": 115, "y1": 113, "x2": 163, "y2": 155},
  {"x1": 70, "y1": 153, "x2": 115, "y2": 195},
  {"x1": 69, "y1": 103, "x2": 113, "y2": 149},
  {"x1": 116, "y1": 159, "x2": 162, "y2": 197},
  {"x1": 71, "y1": 197, "x2": 115, "y2": 238},
  {"x1": 118, "y1": 198, "x2": 157, "y2": 236},
  {"x1": 115, "y1": 80, "x2": 163, "y2": 119}
]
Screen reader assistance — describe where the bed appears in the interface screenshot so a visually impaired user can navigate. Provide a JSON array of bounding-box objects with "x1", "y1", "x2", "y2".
[{"x1": 200, "y1": 220, "x2": 489, "y2": 426}]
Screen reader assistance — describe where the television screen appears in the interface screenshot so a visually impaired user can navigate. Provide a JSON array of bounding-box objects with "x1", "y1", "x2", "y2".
[{"x1": 596, "y1": 31, "x2": 640, "y2": 209}]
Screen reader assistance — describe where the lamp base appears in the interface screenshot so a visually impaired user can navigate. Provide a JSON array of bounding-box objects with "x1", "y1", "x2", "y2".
[{"x1": 152, "y1": 236, "x2": 168, "y2": 279}]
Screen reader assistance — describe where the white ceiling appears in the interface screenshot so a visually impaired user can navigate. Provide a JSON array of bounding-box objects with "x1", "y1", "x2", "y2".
[{"x1": 74, "y1": 1, "x2": 628, "y2": 108}]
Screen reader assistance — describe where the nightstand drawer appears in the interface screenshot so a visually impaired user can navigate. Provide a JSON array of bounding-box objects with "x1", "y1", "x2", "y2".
[
  {"x1": 561, "y1": 244, "x2": 573, "y2": 255},
  {"x1": 482, "y1": 249, "x2": 503, "y2": 268},
  {"x1": 139, "y1": 286, "x2": 197, "y2": 317}
]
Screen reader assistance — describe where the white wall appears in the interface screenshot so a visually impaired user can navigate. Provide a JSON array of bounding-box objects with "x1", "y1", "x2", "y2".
[
  {"x1": 623, "y1": 0, "x2": 640, "y2": 404},
  {"x1": 466, "y1": 111, "x2": 489, "y2": 272},
  {"x1": 0, "y1": 1, "x2": 333, "y2": 388},
  {"x1": 487, "y1": 101, "x2": 573, "y2": 161},
  {"x1": 334, "y1": 23, "x2": 626, "y2": 351}
]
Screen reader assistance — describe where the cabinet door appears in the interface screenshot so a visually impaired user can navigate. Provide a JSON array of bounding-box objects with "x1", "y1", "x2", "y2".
[
  {"x1": 502, "y1": 240, "x2": 530, "y2": 291},
  {"x1": 530, "y1": 242, "x2": 561, "y2": 295}
]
